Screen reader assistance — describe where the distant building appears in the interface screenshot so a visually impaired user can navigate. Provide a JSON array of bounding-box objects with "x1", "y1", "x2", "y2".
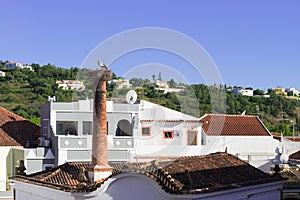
[
  {"x1": 0, "y1": 71, "x2": 5, "y2": 77},
  {"x1": 108, "y1": 79, "x2": 132, "y2": 89},
  {"x1": 232, "y1": 88, "x2": 253, "y2": 96},
  {"x1": 4, "y1": 62, "x2": 23, "y2": 69},
  {"x1": 20, "y1": 65, "x2": 33, "y2": 71},
  {"x1": 273, "y1": 87, "x2": 287, "y2": 96},
  {"x1": 286, "y1": 87, "x2": 299, "y2": 96},
  {"x1": 155, "y1": 79, "x2": 169, "y2": 88},
  {"x1": 155, "y1": 80, "x2": 185, "y2": 94},
  {"x1": 56, "y1": 80, "x2": 85, "y2": 91},
  {"x1": 272, "y1": 87, "x2": 300, "y2": 99},
  {"x1": 4, "y1": 62, "x2": 33, "y2": 71}
]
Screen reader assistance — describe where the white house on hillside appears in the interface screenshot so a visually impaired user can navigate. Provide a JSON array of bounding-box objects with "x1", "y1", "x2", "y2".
[
  {"x1": 0, "y1": 71, "x2": 5, "y2": 77},
  {"x1": 56, "y1": 80, "x2": 85, "y2": 90},
  {"x1": 108, "y1": 79, "x2": 132, "y2": 89},
  {"x1": 4, "y1": 62, "x2": 33, "y2": 71},
  {"x1": 4, "y1": 62, "x2": 23, "y2": 69},
  {"x1": 232, "y1": 88, "x2": 254, "y2": 96}
]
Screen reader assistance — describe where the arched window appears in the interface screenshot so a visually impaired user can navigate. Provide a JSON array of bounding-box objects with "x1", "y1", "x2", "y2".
[{"x1": 116, "y1": 119, "x2": 132, "y2": 136}]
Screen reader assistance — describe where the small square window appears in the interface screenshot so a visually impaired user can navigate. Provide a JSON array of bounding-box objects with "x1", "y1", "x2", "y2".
[
  {"x1": 142, "y1": 127, "x2": 151, "y2": 136},
  {"x1": 187, "y1": 130, "x2": 197, "y2": 145},
  {"x1": 163, "y1": 130, "x2": 174, "y2": 139},
  {"x1": 83, "y1": 121, "x2": 92, "y2": 135}
]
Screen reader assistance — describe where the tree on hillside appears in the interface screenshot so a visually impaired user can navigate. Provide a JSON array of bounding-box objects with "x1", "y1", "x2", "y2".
[{"x1": 253, "y1": 89, "x2": 265, "y2": 95}]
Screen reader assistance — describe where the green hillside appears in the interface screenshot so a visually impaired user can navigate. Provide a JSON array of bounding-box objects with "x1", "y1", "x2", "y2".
[
  {"x1": 0, "y1": 62, "x2": 299, "y2": 136},
  {"x1": 0, "y1": 63, "x2": 78, "y2": 123}
]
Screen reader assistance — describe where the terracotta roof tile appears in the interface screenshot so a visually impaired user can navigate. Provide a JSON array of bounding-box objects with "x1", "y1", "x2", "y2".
[
  {"x1": 0, "y1": 128, "x2": 20, "y2": 146},
  {"x1": 200, "y1": 114, "x2": 271, "y2": 136},
  {"x1": 285, "y1": 137, "x2": 300, "y2": 142},
  {"x1": 13, "y1": 152, "x2": 283, "y2": 194},
  {"x1": 0, "y1": 106, "x2": 40, "y2": 147},
  {"x1": 140, "y1": 119, "x2": 201, "y2": 123},
  {"x1": 289, "y1": 150, "x2": 300, "y2": 160},
  {"x1": 0, "y1": 106, "x2": 24, "y2": 126},
  {"x1": 280, "y1": 169, "x2": 300, "y2": 189}
]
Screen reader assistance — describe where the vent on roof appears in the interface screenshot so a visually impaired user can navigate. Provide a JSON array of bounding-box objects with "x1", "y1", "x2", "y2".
[
  {"x1": 48, "y1": 96, "x2": 56, "y2": 102},
  {"x1": 38, "y1": 137, "x2": 51, "y2": 147}
]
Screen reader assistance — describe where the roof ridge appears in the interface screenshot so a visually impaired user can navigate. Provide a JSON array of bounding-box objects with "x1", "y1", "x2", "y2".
[
  {"x1": 204, "y1": 114, "x2": 257, "y2": 117},
  {"x1": 0, "y1": 106, "x2": 25, "y2": 121}
]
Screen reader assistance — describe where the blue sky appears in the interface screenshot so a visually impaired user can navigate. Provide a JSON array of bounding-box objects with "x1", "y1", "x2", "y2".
[{"x1": 1, "y1": 0, "x2": 300, "y2": 90}]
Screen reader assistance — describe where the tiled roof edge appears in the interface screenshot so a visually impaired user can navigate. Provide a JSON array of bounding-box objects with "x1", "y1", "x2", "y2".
[{"x1": 255, "y1": 116, "x2": 272, "y2": 136}]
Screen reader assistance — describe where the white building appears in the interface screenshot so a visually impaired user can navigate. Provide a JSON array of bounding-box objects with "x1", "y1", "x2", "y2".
[
  {"x1": 286, "y1": 87, "x2": 299, "y2": 96},
  {"x1": 38, "y1": 96, "x2": 299, "y2": 171},
  {"x1": 11, "y1": 82, "x2": 286, "y2": 200},
  {"x1": 199, "y1": 114, "x2": 295, "y2": 171},
  {"x1": 155, "y1": 79, "x2": 169, "y2": 88},
  {"x1": 56, "y1": 80, "x2": 85, "y2": 90},
  {"x1": 40, "y1": 97, "x2": 202, "y2": 166},
  {"x1": 4, "y1": 62, "x2": 23, "y2": 69},
  {"x1": 20, "y1": 65, "x2": 33, "y2": 71},
  {"x1": 232, "y1": 88, "x2": 254, "y2": 96},
  {"x1": 0, "y1": 71, "x2": 5, "y2": 77},
  {"x1": 4, "y1": 62, "x2": 33, "y2": 71},
  {"x1": 108, "y1": 79, "x2": 132, "y2": 89},
  {"x1": 12, "y1": 152, "x2": 285, "y2": 200},
  {"x1": 155, "y1": 80, "x2": 185, "y2": 93}
]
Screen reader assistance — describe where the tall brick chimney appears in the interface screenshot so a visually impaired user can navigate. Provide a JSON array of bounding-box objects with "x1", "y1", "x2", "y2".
[{"x1": 88, "y1": 68, "x2": 113, "y2": 182}]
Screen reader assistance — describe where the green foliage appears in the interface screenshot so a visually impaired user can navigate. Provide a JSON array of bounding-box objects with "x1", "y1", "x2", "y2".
[
  {"x1": 1, "y1": 64, "x2": 299, "y2": 136},
  {"x1": 131, "y1": 79, "x2": 300, "y2": 136},
  {"x1": 29, "y1": 117, "x2": 40, "y2": 125},
  {"x1": 0, "y1": 64, "x2": 78, "y2": 121},
  {"x1": 253, "y1": 89, "x2": 265, "y2": 95}
]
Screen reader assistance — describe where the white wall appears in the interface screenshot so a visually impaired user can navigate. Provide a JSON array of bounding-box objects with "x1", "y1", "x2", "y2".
[
  {"x1": 0, "y1": 147, "x2": 24, "y2": 192},
  {"x1": 13, "y1": 173, "x2": 283, "y2": 200},
  {"x1": 0, "y1": 147, "x2": 10, "y2": 191},
  {"x1": 104, "y1": 175, "x2": 169, "y2": 200},
  {"x1": 14, "y1": 181, "x2": 75, "y2": 200},
  {"x1": 204, "y1": 135, "x2": 283, "y2": 170},
  {"x1": 140, "y1": 100, "x2": 197, "y2": 120}
]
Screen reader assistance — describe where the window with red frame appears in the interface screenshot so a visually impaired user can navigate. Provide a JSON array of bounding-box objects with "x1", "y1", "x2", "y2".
[{"x1": 163, "y1": 130, "x2": 174, "y2": 139}]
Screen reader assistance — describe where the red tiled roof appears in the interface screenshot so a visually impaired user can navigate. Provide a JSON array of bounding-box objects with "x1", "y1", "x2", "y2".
[
  {"x1": 0, "y1": 106, "x2": 24, "y2": 126},
  {"x1": 280, "y1": 169, "x2": 300, "y2": 189},
  {"x1": 140, "y1": 119, "x2": 201, "y2": 123},
  {"x1": 289, "y1": 150, "x2": 300, "y2": 160},
  {"x1": 285, "y1": 137, "x2": 300, "y2": 142},
  {"x1": 0, "y1": 128, "x2": 20, "y2": 146},
  {"x1": 200, "y1": 114, "x2": 271, "y2": 136},
  {"x1": 13, "y1": 152, "x2": 283, "y2": 194},
  {"x1": 0, "y1": 106, "x2": 40, "y2": 147}
]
